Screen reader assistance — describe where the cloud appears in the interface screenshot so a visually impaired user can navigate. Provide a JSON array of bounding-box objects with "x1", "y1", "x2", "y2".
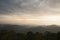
[
  {"x1": 0, "y1": 0, "x2": 60, "y2": 25},
  {"x1": 0, "y1": 0, "x2": 60, "y2": 14}
]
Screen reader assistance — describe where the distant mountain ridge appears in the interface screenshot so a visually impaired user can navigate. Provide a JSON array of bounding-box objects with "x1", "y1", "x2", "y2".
[{"x1": 0, "y1": 24, "x2": 60, "y2": 33}]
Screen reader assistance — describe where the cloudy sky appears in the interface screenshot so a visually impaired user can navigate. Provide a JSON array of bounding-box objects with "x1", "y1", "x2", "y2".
[{"x1": 0, "y1": 0, "x2": 60, "y2": 25}]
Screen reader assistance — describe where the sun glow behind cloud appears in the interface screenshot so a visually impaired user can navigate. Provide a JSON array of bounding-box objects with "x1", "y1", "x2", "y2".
[
  {"x1": 0, "y1": 14, "x2": 60, "y2": 25},
  {"x1": 40, "y1": 15, "x2": 60, "y2": 25},
  {"x1": 0, "y1": 0, "x2": 60, "y2": 25}
]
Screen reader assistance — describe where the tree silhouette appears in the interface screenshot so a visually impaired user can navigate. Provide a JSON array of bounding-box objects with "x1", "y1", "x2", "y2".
[
  {"x1": 0, "y1": 28, "x2": 60, "y2": 40},
  {"x1": 57, "y1": 31, "x2": 60, "y2": 40},
  {"x1": 26, "y1": 31, "x2": 34, "y2": 40},
  {"x1": 17, "y1": 33, "x2": 25, "y2": 40},
  {"x1": 34, "y1": 32, "x2": 43, "y2": 40}
]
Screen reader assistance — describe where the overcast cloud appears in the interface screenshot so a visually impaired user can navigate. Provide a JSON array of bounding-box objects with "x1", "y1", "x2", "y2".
[
  {"x1": 0, "y1": 0, "x2": 60, "y2": 25},
  {"x1": 0, "y1": 0, "x2": 60, "y2": 14}
]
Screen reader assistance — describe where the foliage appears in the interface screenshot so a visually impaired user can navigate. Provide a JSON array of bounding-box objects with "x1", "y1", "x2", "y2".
[{"x1": 0, "y1": 30, "x2": 60, "y2": 40}]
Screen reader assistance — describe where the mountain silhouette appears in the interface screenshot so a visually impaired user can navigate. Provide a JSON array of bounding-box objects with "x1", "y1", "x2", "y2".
[{"x1": 0, "y1": 24, "x2": 60, "y2": 33}]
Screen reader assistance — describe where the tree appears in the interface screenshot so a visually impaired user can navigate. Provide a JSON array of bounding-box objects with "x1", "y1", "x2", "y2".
[
  {"x1": 17, "y1": 33, "x2": 25, "y2": 40},
  {"x1": 34, "y1": 32, "x2": 43, "y2": 40},
  {"x1": 26, "y1": 31, "x2": 34, "y2": 40},
  {"x1": 57, "y1": 31, "x2": 60, "y2": 40},
  {"x1": 1, "y1": 30, "x2": 17, "y2": 40}
]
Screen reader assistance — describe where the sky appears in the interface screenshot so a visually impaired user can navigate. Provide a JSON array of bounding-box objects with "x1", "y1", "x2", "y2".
[{"x1": 0, "y1": 0, "x2": 60, "y2": 25}]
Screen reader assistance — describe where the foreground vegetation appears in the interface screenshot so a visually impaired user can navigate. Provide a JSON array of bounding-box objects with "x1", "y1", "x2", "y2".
[{"x1": 0, "y1": 30, "x2": 60, "y2": 40}]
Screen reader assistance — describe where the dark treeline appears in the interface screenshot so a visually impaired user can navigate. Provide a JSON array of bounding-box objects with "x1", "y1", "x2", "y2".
[{"x1": 0, "y1": 30, "x2": 60, "y2": 40}]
